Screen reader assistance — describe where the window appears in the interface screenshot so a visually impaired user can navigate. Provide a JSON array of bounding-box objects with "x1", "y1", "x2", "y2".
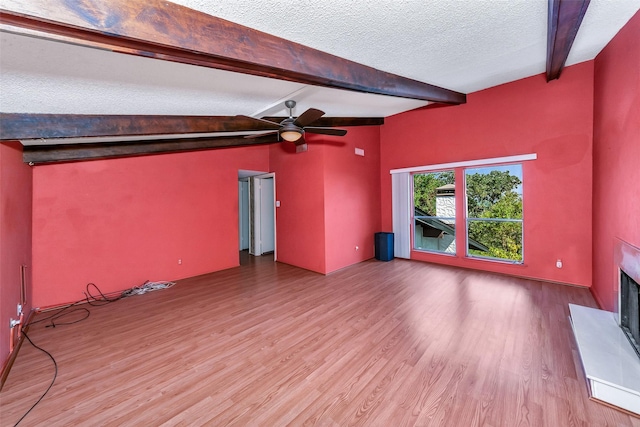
[
  {"x1": 465, "y1": 164, "x2": 523, "y2": 263},
  {"x1": 413, "y1": 171, "x2": 456, "y2": 254},
  {"x1": 395, "y1": 153, "x2": 533, "y2": 263}
]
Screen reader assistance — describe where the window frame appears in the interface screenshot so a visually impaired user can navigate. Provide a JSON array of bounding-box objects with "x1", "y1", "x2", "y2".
[
  {"x1": 390, "y1": 153, "x2": 535, "y2": 263},
  {"x1": 464, "y1": 163, "x2": 524, "y2": 264},
  {"x1": 411, "y1": 170, "x2": 457, "y2": 256}
]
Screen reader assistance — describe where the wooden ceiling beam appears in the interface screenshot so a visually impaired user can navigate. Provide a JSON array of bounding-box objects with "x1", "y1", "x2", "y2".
[
  {"x1": 0, "y1": 113, "x2": 382, "y2": 140},
  {"x1": 0, "y1": 114, "x2": 277, "y2": 140},
  {"x1": 546, "y1": 0, "x2": 590, "y2": 81},
  {"x1": 0, "y1": 0, "x2": 466, "y2": 104},
  {"x1": 22, "y1": 134, "x2": 279, "y2": 164}
]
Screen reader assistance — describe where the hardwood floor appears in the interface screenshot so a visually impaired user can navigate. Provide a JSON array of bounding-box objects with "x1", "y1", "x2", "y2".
[{"x1": 1, "y1": 256, "x2": 639, "y2": 426}]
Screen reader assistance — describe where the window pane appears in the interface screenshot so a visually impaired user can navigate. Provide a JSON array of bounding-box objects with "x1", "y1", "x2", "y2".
[
  {"x1": 465, "y1": 164, "x2": 523, "y2": 262},
  {"x1": 413, "y1": 171, "x2": 456, "y2": 254},
  {"x1": 468, "y1": 220, "x2": 523, "y2": 262}
]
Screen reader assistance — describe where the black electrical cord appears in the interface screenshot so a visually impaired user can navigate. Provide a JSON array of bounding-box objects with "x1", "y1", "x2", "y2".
[
  {"x1": 44, "y1": 307, "x2": 90, "y2": 328},
  {"x1": 27, "y1": 283, "x2": 121, "y2": 328},
  {"x1": 12, "y1": 330, "x2": 58, "y2": 427},
  {"x1": 27, "y1": 300, "x2": 86, "y2": 328},
  {"x1": 10, "y1": 281, "x2": 174, "y2": 424},
  {"x1": 11, "y1": 282, "x2": 117, "y2": 424},
  {"x1": 84, "y1": 282, "x2": 122, "y2": 306}
]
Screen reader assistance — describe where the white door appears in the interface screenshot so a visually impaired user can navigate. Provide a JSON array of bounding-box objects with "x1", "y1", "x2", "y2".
[
  {"x1": 249, "y1": 173, "x2": 276, "y2": 259},
  {"x1": 259, "y1": 177, "x2": 275, "y2": 253}
]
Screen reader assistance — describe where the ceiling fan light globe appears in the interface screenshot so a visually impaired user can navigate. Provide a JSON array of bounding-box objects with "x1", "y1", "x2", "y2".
[{"x1": 281, "y1": 130, "x2": 302, "y2": 142}]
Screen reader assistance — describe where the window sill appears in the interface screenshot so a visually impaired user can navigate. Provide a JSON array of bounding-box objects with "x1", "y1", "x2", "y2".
[
  {"x1": 465, "y1": 255, "x2": 524, "y2": 266},
  {"x1": 413, "y1": 248, "x2": 457, "y2": 257}
]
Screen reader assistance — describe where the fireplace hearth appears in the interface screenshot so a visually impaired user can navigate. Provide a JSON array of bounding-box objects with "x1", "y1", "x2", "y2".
[{"x1": 570, "y1": 239, "x2": 640, "y2": 415}]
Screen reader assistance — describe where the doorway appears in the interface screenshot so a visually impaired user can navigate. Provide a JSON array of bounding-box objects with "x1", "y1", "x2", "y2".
[{"x1": 238, "y1": 170, "x2": 276, "y2": 262}]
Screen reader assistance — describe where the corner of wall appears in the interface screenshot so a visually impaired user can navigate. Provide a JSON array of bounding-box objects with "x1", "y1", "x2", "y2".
[
  {"x1": 591, "y1": 10, "x2": 640, "y2": 311},
  {"x1": 0, "y1": 141, "x2": 33, "y2": 378}
]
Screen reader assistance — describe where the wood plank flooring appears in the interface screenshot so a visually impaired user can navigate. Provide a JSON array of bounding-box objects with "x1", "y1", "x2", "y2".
[{"x1": 1, "y1": 255, "x2": 639, "y2": 426}]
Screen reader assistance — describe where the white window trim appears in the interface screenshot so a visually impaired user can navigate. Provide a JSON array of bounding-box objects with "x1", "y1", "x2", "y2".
[{"x1": 390, "y1": 153, "x2": 536, "y2": 175}]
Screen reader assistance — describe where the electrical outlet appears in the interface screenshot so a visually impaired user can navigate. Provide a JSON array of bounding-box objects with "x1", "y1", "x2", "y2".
[
  {"x1": 556, "y1": 259, "x2": 563, "y2": 268},
  {"x1": 178, "y1": 259, "x2": 182, "y2": 265}
]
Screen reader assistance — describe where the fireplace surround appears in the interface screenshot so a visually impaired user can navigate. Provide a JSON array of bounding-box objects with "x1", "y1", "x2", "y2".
[
  {"x1": 620, "y1": 269, "x2": 640, "y2": 359},
  {"x1": 570, "y1": 239, "x2": 640, "y2": 414}
]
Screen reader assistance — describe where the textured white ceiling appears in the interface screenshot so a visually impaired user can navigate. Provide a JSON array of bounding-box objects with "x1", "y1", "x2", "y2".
[
  {"x1": 176, "y1": 0, "x2": 639, "y2": 93},
  {"x1": 1, "y1": 0, "x2": 638, "y2": 119}
]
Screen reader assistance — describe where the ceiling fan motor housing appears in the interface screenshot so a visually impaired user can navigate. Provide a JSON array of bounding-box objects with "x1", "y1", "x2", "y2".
[{"x1": 279, "y1": 119, "x2": 303, "y2": 142}]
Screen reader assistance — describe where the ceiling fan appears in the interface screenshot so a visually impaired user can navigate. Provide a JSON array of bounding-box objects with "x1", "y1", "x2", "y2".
[{"x1": 238, "y1": 100, "x2": 347, "y2": 148}]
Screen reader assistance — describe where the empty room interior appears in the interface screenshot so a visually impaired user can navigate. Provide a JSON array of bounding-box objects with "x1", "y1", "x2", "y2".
[{"x1": 1, "y1": 1, "x2": 639, "y2": 425}]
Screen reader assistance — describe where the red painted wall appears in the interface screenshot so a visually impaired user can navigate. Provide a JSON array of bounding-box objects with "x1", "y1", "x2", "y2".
[
  {"x1": 323, "y1": 127, "x2": 381, "y2": 273},
  {"x1": 0, "y1": 142, "x2": 32, "y2": 367},
  {"x1": 270, "y1": 126, "x2": 381, "y2": 274},
  {"x1": 32, "y1": 146, "x2": 269, "y2": 308},
  {"x1": 270, "y1": 140, "x2": 327, "y2": 273},
  {"x1": 381, "y1": 62, "x2": 594, "y2": 287},
  {"x1": 592, "y1": 11, "x2": 640, "y2": 310}
]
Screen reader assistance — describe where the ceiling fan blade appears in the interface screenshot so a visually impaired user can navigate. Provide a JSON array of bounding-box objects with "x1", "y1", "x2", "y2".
[
  {"x1": 304, "y1": 127, "x2": 347, "y2": 136},
  {"x1": 244, "y1": 130, "x2": 279, "y2": 139},
  {"x1": 235, "y1": 115, "x2": 281, "y2": 129},
  {"x1": 293, "y1": 108, "x2": 325, "y2": 127}
]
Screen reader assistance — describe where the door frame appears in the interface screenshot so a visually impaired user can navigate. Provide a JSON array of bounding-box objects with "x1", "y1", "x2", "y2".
[
  {"x1": 238, "y1": 178, "x2": 250, "y2": 251},
  {"x1": 248, "y1": 172, "x2": 277, "y2": 260}
]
